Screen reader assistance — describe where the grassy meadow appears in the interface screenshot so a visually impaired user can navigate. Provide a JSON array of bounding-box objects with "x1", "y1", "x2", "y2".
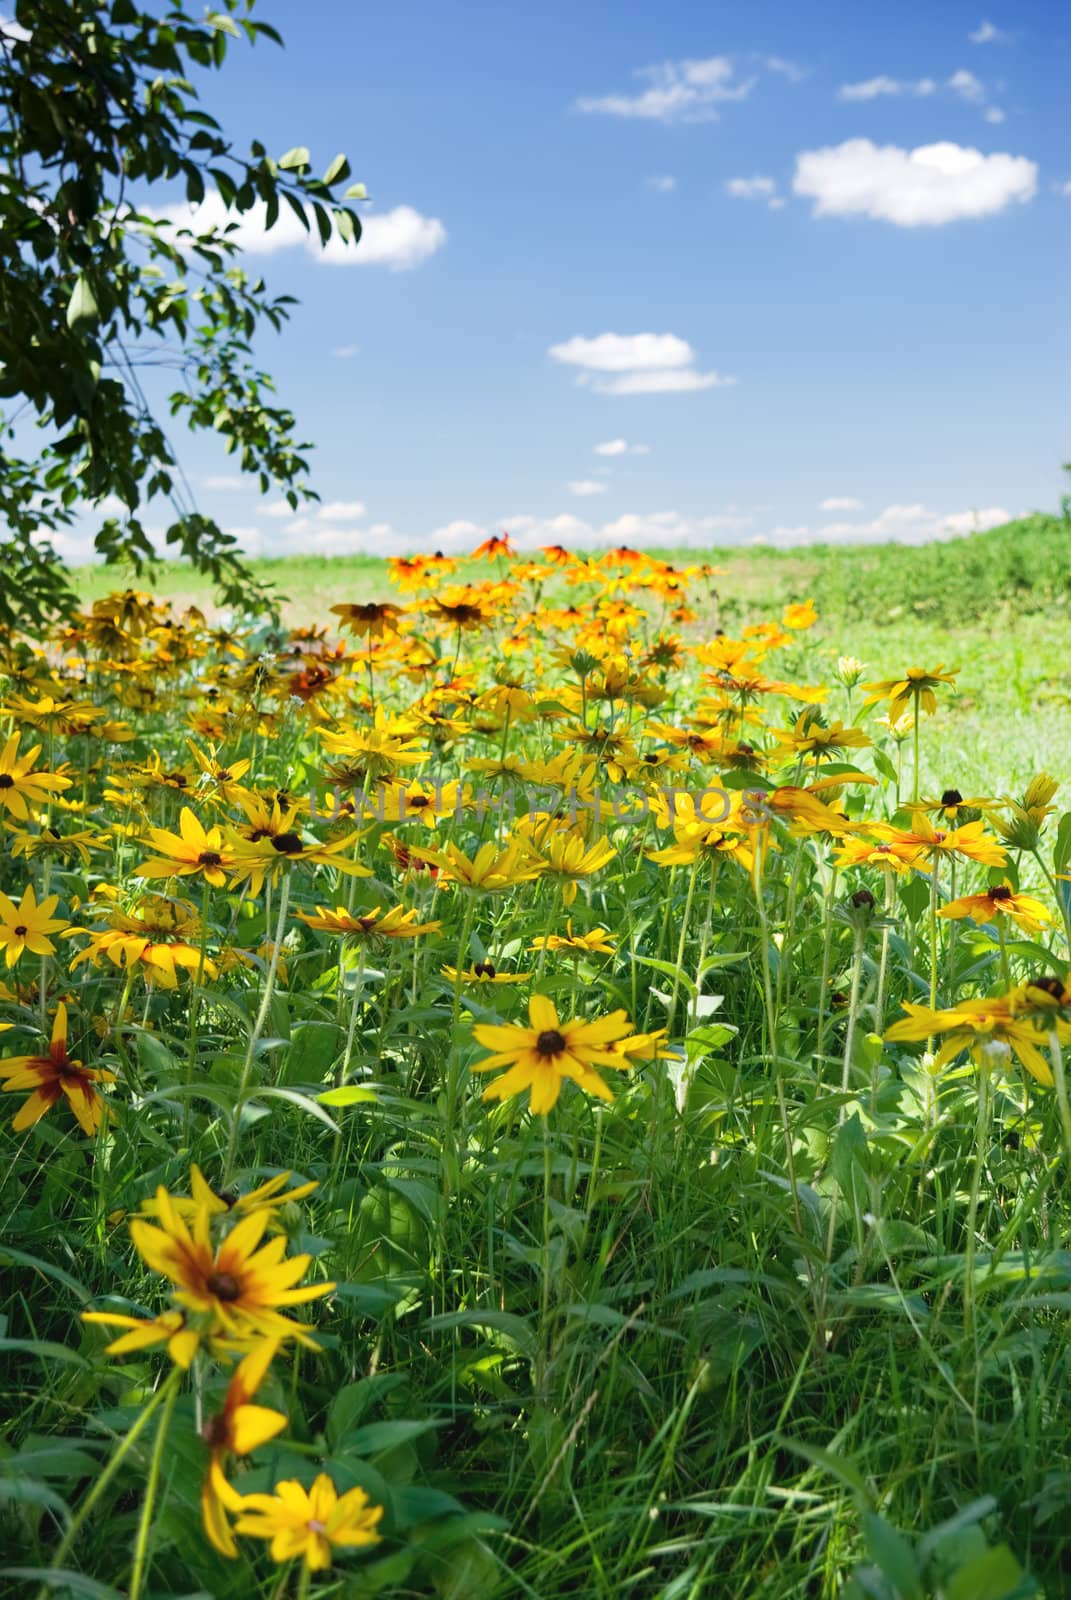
[{"x1": 2, "y1": 514, "x2": 1071, "y2": 1599}]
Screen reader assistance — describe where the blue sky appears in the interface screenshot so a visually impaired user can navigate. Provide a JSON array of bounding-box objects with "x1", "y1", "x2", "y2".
[{"x1": 78, "y1": 0, "x2": 1071, "y2": 560}]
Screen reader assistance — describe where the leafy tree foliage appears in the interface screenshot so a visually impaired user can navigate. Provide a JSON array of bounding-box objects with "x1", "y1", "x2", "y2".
[{"x1": 0, "y1": 0, "x2": 365, "y2": 626}]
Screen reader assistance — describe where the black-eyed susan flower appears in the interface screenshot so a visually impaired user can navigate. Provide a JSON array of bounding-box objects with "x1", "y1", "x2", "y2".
[
  {"x1": 233, "y1": 1473, "x2": 383, "y2": 1570},
  {"x1": 886, "y1": 996, "x2": 1053, "y2": 1084},
  {"x1": 406, "y1": 839, "x2": 543, "y2": 893},
  {"x1": 200, "y1": 1339, "x2": 288, "y2": 1557},
  {"x1": 128, "y1": 1187, "x2": 334, "y2": 1347},
  {"x1": 0, "y1": 730, "x2": 72, "y2": 819},
  {"x1": 295, "y1": 903, "x2": 441, "y2": 942},
  {"x1": 0, "y1": 1003, "x2": 114, "y2": 1134},
  {"x1": 134, "y1": 806, "x2": 238, "y2": 888},
  {"x1": 67, "y1": 896, "x2": 217, "y2": 989},
  {"x1": 939, "y1": 882, "x2": 1053, "y2": 935},
  {"x1": 329, "y1": 601, "x2": 403, "y2": 638},
  {"x1": 227, "y1": 828, "x2": 370, "y2": 898},
  {"x1": 138, "y1": 1164, "x2": 319, "y2": 1229},
  {"x1": 0, "y1": 884, "x2": 68, "y2": 968},
  {"x1": 441, "y1": 960, "x2": 532, "y2": 985},
  {"x1": 81, "y1": 1306, "x2": 201, "y2": 1369},
  {"x1": 862, "y1": 665, "x2": 958, "y2": 721},
  {"x1": 524, "y1": 828, "x2": 616, "y2": 906},
  {"x1": 472, "y1": 994, "x2": 633, "y2": 1113},
  {"x1": 870, "y1": 813, "x2": 1007, "y2": 869},
  {"x1": 530, "y1": 920, "x2": 616, "y2": 956}
]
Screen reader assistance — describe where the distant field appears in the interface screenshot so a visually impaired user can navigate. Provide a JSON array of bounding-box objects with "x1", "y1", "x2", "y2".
[{"x1": 71, "y1": 513, "x2": 1071, "y2": 794}]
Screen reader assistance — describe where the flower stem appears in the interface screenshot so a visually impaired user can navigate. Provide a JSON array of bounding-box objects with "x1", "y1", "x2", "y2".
[
  {"x1": 128, "y1": 1367, "x2": 180, "y2": 1600},
  {"x1": 41, "y1": 1367, "x2": 180, "y2": 1595},
  {"x1": 224, "y1": 871, "x2": 291, "y2": 1185}
]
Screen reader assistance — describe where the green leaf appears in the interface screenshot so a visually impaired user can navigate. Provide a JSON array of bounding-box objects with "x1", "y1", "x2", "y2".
[
  {"x1": 65, "y1": 275, "x2": 99, "y2": 332},
  {"x1": 862, "y1": 1513, "x2": 922, "y2": 1599},
  {"x1": 278, "y1": 145, "x2": 311, "y2": 171},
  {"x1": 945, "y1": 1544, "x2": 1031, "y2": 1600},
  {"x1": 344, "y1": 181, "x2": 369, "y2": 200},
  {"x1": 318, "y1": 1085, "x2": 379, "y2": 1107},
  {"x1": 251, "y1": 1086, "x2": 340, "y2": 1134},
  {"x1": 323, "y1": 153, "x2": 351, "y2": 185},
  {"x1": 424, "y1": 1310, "x2": 536, "y2": 1358},
  {"x1": 346, "y1": 1418, "x2": 442, "y2": 1455},
  {"x1": 0, "y1": 1571, "x2": 121, "y2": 1599}
]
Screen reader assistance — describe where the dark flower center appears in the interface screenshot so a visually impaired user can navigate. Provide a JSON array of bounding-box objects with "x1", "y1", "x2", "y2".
[
  {"x1": 408, "y1": 795, "x2": 430, "y2": 808},
  {"x1": 1029, "y1": 975, "x2": 1064, "y2": 998},
  {"x1": 941, "y1": 788, "x2": 964, "y2": 807},
  {"x1": 474, "y1": 961, "x2": 496, "y2": 978},
  {"x1": 198, "y1": 851, "x2": 222, "y2": 868},
  {"x1": 206, "y1": 1270, "x2": 242, "y2": 1302},
  {"x1": 201, "y1": 1412, "x2": 231, "y2": 1448},
  {"x1": 271, "y1": 832, "x2": 304, "y2": 854},
  {"x1": 990, "y1": 886, "x2": 1013, "y2": 902},
  {"x1": 0, "y1": 774, "x2": 13, "y2": 789},
  {"x1": 13, "y1": 924, "x2": 27, "y2": 936},
  {"x1": 535, "y1": 1028, "x2": 566, "y2": 1057},
  {"x1": 851, "y1": 890, "x2": 875, "y2": 910}
]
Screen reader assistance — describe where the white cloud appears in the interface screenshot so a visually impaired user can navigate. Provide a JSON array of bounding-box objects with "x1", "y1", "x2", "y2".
[
  {"x1": 568, "y1": 480, "x2": 608, "y2": 496},
  {"x1": 595, "y1": 368, "x2": 736, "y2": 395},
  {"x1": 819, "y1": 496, "x2": 864, "y2": 511},
  {"x1": 144, "y1": 190, "x2": 445, "y2": 271},
  {"x1": 500, "y1": 508, "x2": 755, "y2": 549},
  {"x1": 969, "y1": 19, "x2": 1005, "y2": 43},
  {"x1": 322, "y1": 205, "x2": 446, "y2": 270},
  {"x1": 984, "y1": 106, "x2": 1006, "y2": 124},
  {"x1": 763, "y1": 502, "x2": 1012, "y2": 546},
  {"x1": 332, "y1": 344, "x2": 359, "y2": 358},
  {"x1": 549, "y1": 332, "x2": 734, "y2": 397},
  {"x1": 428, "y1": 518, "x2": 487, "y2": 552},
  {"x1": 725, "y1": 175, "x2": 783, "y2": 209},
  {"x1": 838, "y1": 75, "x2": 936, "y2": 101},
  {"x1": 316, "y1": 500, "x2": 366, "y2": 521},
  {"x1": 1059, "y1": 181, "x2": 1071, "y2": 197},
  {"x1": 948, "y1": 68, "x2": 986, "y2": 103},
  {"x1": 645, "y1": 175, "x2": 678, "y2": 193},
  {"x1": 793, "y1": 138, "x2": 1037, "y2": 225},
  {"x1": 202, "y1": 474, "x2": 244, "y2": 491},
  {"x1": 765, "y1": 56, "x2": 806, "y2": 82},
  {"x1": 594, "y1": 439, "x2": 650, "y2": 456},
  {"x1": 576, "y1": 56, "x2": 754, "y2": 123},
  {"x1": 549, "y1": 333, "x2": 695, "y2": 372},
  {"x1": 263, "y1": 499, "x2": 295, "y2": 519},
  {"x1": 726, "y1": 175, "x2": 776, "y2": 198}
]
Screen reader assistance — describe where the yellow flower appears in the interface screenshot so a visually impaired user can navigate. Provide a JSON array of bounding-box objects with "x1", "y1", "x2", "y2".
[
  {"x1": 0, "y1": 883, "x2": 68, "y2": 967},
  {"x1": 234, "y1": 1474, "x2": 383, "y2": 1570},
  {"x1": 939, "y1": 882, "x2": 1053, "y2": 935},
  {"x1": 525, "y1": 829, "x2": 616, "y2": 906},
  {"x1": 0, "y1": 730, "x2": 72, "y2": 819},
  {"x1": 870, "y1": 813, "x2": 1006, "y2": 869},
  {"x1": 201, "y1": 1339, "x2": 288, "y2": 1558},
  {"x1": 295, "y1": 903, "x2": 441, "y2": 942},
  {"x1": 440, "y1": 961, "x2": 531, "y2": 984},
  {"x1": 135, "y1": 806, "x2": 238, "y2": 888},
  {"x1": 226, "y1": 829, "x2": 370, "y2": 897},
  {"x1": 861, "y1": 665, "x2": 958, "y2": 721},
  {"x1": 782, "y1": 598, "x2": 818, "y2": 630},
  {"x1": 80, "y1": 1307, "x2": 201, "y2": 1370},
  {"x1": 530, "y1": 920, "x2": 616, "y2": 956},
  {"x1": 128, "y1": 1187, "x2": 334, "y2": 1348},
  {"x1": 68, "y1": 896, "x2": 216, "y2": 989},
  {"x1": 472, "y1": 994, "x2": 633, "y2": 1113},
  {"x1": 0, "y1": 1003, "x2": 114, "y2": 1134},
  {"x1": 405, "y1": 839, "x2": 544, "y2": 893},
  {"x1": 885, "y1": 998, "x2": 1053, "y2": 1084},
  {"x1": 138, "y1": 1164, "x2": 319, "y2": 1230}
]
